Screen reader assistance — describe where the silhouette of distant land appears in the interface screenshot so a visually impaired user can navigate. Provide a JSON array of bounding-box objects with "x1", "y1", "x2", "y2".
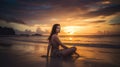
[
  {"x1": 0, "y1": 27, "x2": 15, "y2": 35},
  {"x1": 19, "y1": 34, "x2": 30, "y2": 36},
  {"x1": 31, "y1": 33, "x2": 42, "y2": 36}
]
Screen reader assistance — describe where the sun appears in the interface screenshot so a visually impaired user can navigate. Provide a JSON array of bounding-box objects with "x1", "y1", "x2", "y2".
[
  {"x1": 68, "y1": 31, "x2": 74, "y2": 34},
  {"x1": 63, "y1": 26, "x2": 77, "y2": 35},
  {"x1": 69, "y1": 37, "x2": 73, "y2": 40}
]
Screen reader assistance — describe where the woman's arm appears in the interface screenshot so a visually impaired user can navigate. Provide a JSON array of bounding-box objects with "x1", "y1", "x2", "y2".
[
  {"x1": 74, "y1": 52, "x2": 80, "y2": 57},
  {"x1": 47, "y1": 42, "x2": 51, "y2": 57},
  {"x1": 53, "y1": 35, "x2": 68, "y2": 49}
]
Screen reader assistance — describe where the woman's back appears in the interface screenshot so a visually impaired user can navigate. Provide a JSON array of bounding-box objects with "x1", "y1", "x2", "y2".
[
  {"x1": 49, "y1": 34, "x2": 61, "y2": 57},
  {"x1": 50, "y1": 34, "x2": 59, "y2": 50}
]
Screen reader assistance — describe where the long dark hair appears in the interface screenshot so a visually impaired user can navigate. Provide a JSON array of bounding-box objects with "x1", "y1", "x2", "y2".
[{"x1": 48, "y1": 24, "x2": 60, "y2": 41}]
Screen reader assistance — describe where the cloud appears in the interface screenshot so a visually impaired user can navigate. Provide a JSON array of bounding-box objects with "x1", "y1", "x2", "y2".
[
  {"x1": 90, "y1": 20, "x2": 106, "y2": 23},
  {"x1": 0, "y1": 0, "x2": 103, "y2": 24},
  {"x1": 82, "y1": 4, "x2": 120, "y2": 18},
  {"x1": 109, "y1": 14, "x2": 120, "y2": 25},
  {"x1": 109, "y1": 0, "x2": 120, "y2": 4},
  {"x1": 0, "y1": 0, "x2": 119, "y2": 26},
  {"x1": 0, "y1": 16, "x2": 25, "y2": 24},
  {"x1": 0, "y1": 0, "x2": 52, "y2": 24}
]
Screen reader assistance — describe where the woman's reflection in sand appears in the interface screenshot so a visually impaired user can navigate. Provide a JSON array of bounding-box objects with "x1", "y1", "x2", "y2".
[{"x1": 46, "y1": 56, "x2": 79, "y2": 67}]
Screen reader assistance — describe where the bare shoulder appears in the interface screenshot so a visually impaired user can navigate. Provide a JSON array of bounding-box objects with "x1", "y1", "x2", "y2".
[{"x1": 52, "y1": 34, "x2": 58, "y2": 39}]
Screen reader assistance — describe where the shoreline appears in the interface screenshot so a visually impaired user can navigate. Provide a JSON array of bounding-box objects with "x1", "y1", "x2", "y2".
[{"x1": 0, "y1": 41, "x2": 120, "y2": 49}]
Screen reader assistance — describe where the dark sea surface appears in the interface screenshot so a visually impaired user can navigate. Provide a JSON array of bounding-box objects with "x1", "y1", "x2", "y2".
[{"x1": 0, "y1": 35, "x2": 120, "y2": 48}]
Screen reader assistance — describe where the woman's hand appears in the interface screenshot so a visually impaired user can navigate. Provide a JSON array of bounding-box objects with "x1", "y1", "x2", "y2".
[{"x1": 64, "y1": 46, "x2": 68, "y2": 49}]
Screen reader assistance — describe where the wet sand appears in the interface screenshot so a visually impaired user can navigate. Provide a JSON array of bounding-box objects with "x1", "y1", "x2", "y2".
[{"x1": 0, "y1": 43, "x2": 120, "y2": 67}]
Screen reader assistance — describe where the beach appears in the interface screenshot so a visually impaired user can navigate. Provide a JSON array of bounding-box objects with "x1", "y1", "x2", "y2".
[
  {"x1": 0, "y1": 36, "x2": 120, "y2": 67},
  {"x1": 0, "y1": 0, "x2": 120, "y2": 67}
]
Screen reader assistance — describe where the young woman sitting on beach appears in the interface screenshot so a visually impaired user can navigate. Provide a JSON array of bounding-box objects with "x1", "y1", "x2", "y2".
[{"x1": 47, "y1": 24, "x2": 79, "y2": 58}]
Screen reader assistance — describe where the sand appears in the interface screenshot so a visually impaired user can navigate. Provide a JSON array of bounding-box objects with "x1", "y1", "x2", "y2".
[{"x1": 0, "y1": 43, "x2": 120, "y2": 67}]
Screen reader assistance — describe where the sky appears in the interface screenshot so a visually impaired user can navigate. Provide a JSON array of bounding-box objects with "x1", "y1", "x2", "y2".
[{"x1": 0, "y1": 0, "x2": 120, "y2": 35}]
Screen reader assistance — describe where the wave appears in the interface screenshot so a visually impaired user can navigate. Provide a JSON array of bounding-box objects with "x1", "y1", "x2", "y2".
[{"x1": 0, "y1": 36, "x2": 120, "y2": 49}]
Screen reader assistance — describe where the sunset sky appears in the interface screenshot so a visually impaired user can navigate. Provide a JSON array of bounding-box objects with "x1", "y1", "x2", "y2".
[{"x1": 0, "y1": 0, "x2": 120, "y2": 35}]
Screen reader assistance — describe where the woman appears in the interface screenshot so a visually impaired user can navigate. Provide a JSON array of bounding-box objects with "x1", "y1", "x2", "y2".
[{"x1": 47, "y1": 24, "x2": 79, "y2": 58}]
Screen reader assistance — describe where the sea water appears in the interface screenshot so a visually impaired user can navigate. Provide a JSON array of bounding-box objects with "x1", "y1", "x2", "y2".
[{"x1": 0, "y1": 35, "x2": 120, "y2": 48}]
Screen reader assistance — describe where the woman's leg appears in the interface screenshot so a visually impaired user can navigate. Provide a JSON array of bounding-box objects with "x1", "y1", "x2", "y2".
[{"x1": 60, "y1": 47, "x2": 76, "y2": 57}]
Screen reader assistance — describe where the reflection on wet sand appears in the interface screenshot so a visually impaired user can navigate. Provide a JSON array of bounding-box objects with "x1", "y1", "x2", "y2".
[
  {"x1": 46, "y1": 56, "x2": 79, "y2": 67},
  {"x1": 0, "y1": 43, "x2": 120, "y2": 67}
]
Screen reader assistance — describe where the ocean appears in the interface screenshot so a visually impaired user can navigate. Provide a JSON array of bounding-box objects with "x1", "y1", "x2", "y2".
[{"x1": 0, "y1": 35, "x2": 120, "y2": 48}]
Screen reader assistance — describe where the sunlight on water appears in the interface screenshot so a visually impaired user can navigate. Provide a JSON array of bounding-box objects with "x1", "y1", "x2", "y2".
[
  {"x1": 0, "y1": 35, "x2": 120, "y2": 45},
  {"x1": 69, "y1": 37, "x2": 73, "y2": 40},
  {"x1": 59, "y1": 35, "x2": 120, "y2": 45}
]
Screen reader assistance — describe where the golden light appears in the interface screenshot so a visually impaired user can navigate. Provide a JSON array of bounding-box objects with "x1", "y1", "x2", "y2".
[
  {"x1": 62, "y1": 25, "x2": 98, "y2": 35},
  {"x1": 101, "y1": 1, "x2": 111, "y2": 4},
  {"x1": 63, "y1": 26, "x2": 77, "y2": 35},
  {"x1": 68, "y1": 31, "x2": 74, "y2": 34},
  {"x1": 69, "y1": 37, "x2": 73, "y2": 40}
]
